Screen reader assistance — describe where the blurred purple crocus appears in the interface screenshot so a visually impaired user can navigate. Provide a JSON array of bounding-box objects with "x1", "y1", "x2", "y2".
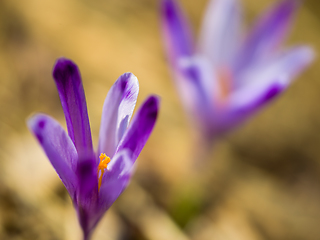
[
  {"x1": 161, "y1": 0, "x2": 313, "y2": 142},
  {"x1": 27, "y1": 58, "x2": 159, "y2": 240}
]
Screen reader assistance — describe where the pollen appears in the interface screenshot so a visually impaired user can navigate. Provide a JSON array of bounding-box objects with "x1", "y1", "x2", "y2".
[{"x1": 97, "y1": 153, "x2": 111, "y2": 191}]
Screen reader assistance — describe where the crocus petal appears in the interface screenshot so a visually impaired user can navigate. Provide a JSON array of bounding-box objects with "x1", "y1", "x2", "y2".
[
  {"x1": 177, "y1": 56, "x2": 218, "y2": 122},
  {"x1": 198, "y1": 0, "x2": 242, "y2": 67},
  {"x1": 52, "y1": 58, "x2": 93, "y2": 158},
  {"x1": 205, "y1": 81, "x2": 286, "y2": 135},
  {"x1": 73, "y1": 154, "x2": 99, "y2": 239},
  {"x1": 230, "y1": 46, "x2": 314, "y2": 114},
  {"x1": 98, "y1": 73, "x2": 139, "y2": 160},
  {"x1": 116, "y1": 96, "x2": 160, "y2": 162},
  {"x1": 239, "y1": 46, "x2": 314, "y2": 89},
  {"x1": 99, "y1": 150, "x2": 133, "y2": 211},
  {"x1": 75, "y1": 156, "x2": 98, "y2": 204},
  {"x1": 27, "y1": 114, "x2": 78, "y2": 197},
  {"x1": 234, "y1": 0, "x2": 298, "y2": 74},
  {"x1": 161, "y1": 0, "x2": 194, "y2": 67}
]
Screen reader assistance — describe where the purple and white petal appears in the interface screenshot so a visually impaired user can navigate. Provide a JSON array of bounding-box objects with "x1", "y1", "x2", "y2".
[
  {"x1": 229, "y1": 46, "x2": 314, "y2": 114},
  {"x1": 52, "y1": 58, "x2": 93, "y2": 158},
  {"x1": 178, "y1": 56, "x2": 219, "y2": 123},
  {"x1": 228, "y1": 80, "x2": 286, "y2": 117},
  {"x1": 198, "y1": 0, "x2": 242, "y2": 67},
  {"x1": 180, "y1": 56, "x2": 220, "y2": 103},
  {"x1": 116, "y1": 96, "x2": 160, "y2": 162},
  {"x1": 161, "y1": 0, "x2": 194, "y2": 67},
  {"x1": 204, "y1": 81, "x2": 286, "y2": 135},
  {"x1": 27, "y1": 113, "x2": 78, "y2": 197},
  {"x1": 239, "y1": 46, "x2": 314, "y2": 89},
  {"x1": 234, "y1": 0, "x2": 298, "y2": 74},
  {"x1": 99, "y1": 150, "x2": 133, "y2": 211},
  {"x1": 98, "y1": 73, "x2": 139, "y2": 160}
]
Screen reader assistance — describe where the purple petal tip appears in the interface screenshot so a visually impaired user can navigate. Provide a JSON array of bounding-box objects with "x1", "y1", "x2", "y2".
[
  {"x1": 269, "y1": 0, "x2": 299, "y2": 25},
  {"x1": 27, "y1": 114, "x2": 47, "y2": 143},
  {"x1": 161, "y1": 0, "x2": 193, "y2": 59},
  {"x1": 118, "y1": 72, "x2": 137, "y2": 95},
  {"x1": 110, "y1": 73, "x2": 139, "y2": 107},
  {"x1": 278, "y1": 0, "x2": 299, "y2": 16},
  {"x1": 52, "y1": 58, "x2": 80, "y2": 84},
  {"x1": 143, "y1": 95, "x2": 160, "y2": 120},
  {"x1": 263, "y1": 85, "x2": 283, "y2": 102},
  {"x1": 38, "y1": 119, "x2": 46, "y2": 129},
  {"x1": 120, "y1": 74, "x2": 130, "y2": 91},
  {"x1": 162, "y1": 0, "x2": 175, "y2": 17}
]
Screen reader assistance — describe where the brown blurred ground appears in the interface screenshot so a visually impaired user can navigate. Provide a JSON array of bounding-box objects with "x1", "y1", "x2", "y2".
[{"x1": 0, "y1": 0, "x2": 320, "y2": 239}]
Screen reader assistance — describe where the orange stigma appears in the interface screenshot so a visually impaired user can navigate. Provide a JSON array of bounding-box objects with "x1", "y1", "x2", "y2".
[
  {"x1": 97, "y1": 153, "x2": 111, "y2": 191},
  {"x1": 216, "y1": 67, "x2": 232, "y2": 103}
]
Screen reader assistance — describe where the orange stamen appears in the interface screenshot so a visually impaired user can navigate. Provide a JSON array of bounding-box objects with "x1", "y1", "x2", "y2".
[
  {"x1": 97, "y1": 153, "x2": 111, "y2": 191},
  {"x1": 216, "y1": 68, "x2": 232, "y2": 103}
]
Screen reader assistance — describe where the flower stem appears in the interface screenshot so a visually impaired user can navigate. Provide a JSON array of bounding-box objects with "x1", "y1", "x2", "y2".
[
  {"x1": 83, "y1": 233, "x2": 91, "y2": 240},
  {"x1": 83, "y1": 229, "x2": 92, "y2": 240}
]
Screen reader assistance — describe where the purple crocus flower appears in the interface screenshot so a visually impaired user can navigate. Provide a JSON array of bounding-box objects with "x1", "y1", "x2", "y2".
[
  {"x1": 161, "y1": 0, "x2": 313, "y2": 142},
  {"x1": 27, "y1": 58, "x2": 159, "y2": 240}
]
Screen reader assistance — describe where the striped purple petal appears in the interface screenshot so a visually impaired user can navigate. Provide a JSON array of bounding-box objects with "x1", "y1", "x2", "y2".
[
  {"x1": 52, "y1": 58, "x2": 94, "y2": 158},
  {"x1": 230, "y1": 46, "x2": 314, "y2": 114},
  {"x1": 99, "y1": 150, "x2": 133, "y2": 211},
  {"x1": 27, "y1": 114, "x2": 78, "y2": 198},
  {"x1": 75, "y1": 150, "x2": 133, "y2": 239},
  {"x1": 198, "y1": 0, "x2": 242, "y2": 67},
  {"x1": 74, "y1": 155, "x2": 99, "y2": 240},
  {"x1": 239, "y1": 46, "x2": 314, "y2": 89},
  {"x1": 116, "y1": 96, "x2": 160, "y2": 162},
  {"x1": 161, "y1": 0, "x2": 194, "y2": 67},
  {"x1": 98, "y1": 73, "x2": 139, "y2": 160},
  {"x1": 208, "y1": 82, "x2": 285, "y2": 134},
  {"x1": 178, "y1": 56, "x2": 217, "y2": 122},
  {"x1": 234, "y1": 0, "x2": 298, "y2": 74}
]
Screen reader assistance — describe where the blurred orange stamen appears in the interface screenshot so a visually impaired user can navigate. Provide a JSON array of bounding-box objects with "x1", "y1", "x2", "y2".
[{"x1": 217, "y1": 68, "x2": 232, "y2": 103}]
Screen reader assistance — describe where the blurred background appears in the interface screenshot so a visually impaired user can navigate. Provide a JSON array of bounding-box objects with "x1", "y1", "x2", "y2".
[{"x1": 0, "y1": 0, "x2": 320, "y2": 239}]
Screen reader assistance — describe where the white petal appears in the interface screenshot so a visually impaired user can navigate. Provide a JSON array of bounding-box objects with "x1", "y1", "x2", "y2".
[
  {"x1": 98, "y1": 73, "x2": 139, "y2": 159},
  {"x1": 198, "y1": 0, "x2": 242, "y2": 67}
]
